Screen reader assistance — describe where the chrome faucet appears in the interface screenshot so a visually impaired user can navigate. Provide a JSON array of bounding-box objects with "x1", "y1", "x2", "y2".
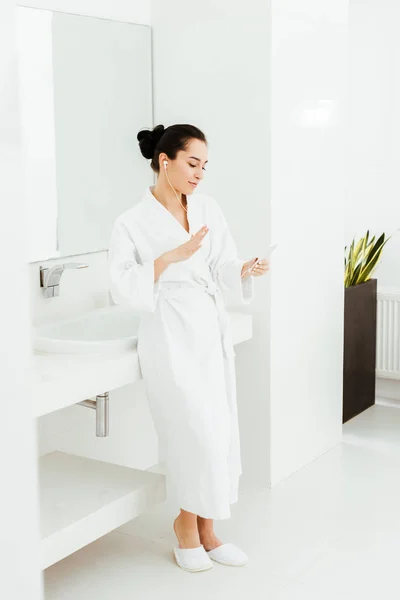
[{"x1": 39, "y1": 261, "x2": 89, "y2": 298}]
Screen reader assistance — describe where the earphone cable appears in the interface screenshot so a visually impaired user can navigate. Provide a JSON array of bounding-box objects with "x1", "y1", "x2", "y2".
[{"x1": 163, "y1": 161, "x2": 188, "y2": 213}]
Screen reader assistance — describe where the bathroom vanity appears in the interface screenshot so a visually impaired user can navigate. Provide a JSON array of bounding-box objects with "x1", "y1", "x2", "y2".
[{"x1": 32, "y1": 308, "x2": 252, "y2": 568}]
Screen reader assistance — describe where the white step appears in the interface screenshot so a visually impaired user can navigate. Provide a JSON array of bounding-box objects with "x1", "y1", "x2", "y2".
[{"x1": 39, "y1": 451, "x2": 166, "y2": 569}]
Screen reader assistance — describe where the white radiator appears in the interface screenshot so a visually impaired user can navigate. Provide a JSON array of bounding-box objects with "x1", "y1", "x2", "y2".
[{"x1": 377, "y1": 288, "x2": 400, "y2": 380}]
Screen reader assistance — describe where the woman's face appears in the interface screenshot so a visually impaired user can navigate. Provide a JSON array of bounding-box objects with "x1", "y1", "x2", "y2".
[{"x1": 161, "y1": 138, "x2": 208, "y2": 196}]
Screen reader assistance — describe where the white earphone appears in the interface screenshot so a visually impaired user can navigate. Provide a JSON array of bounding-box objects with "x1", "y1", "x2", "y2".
[{"x1": 161, "y1": 159, "x2": 188, "y2": 213}]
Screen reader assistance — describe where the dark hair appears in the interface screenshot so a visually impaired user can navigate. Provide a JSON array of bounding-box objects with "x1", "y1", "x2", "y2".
[{"x1": 137, "y1": 124, "x2": 207, "y2": 173}]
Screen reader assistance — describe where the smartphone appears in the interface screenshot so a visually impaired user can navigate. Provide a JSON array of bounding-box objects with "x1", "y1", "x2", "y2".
[{"x1": 242, "y1": 243, "x2": 279, "y2": 275}]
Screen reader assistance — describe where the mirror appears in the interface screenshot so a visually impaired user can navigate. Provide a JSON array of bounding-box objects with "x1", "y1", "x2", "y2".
[{"x1": 16, "y1": 7, "x2": 153, "y2": 263}]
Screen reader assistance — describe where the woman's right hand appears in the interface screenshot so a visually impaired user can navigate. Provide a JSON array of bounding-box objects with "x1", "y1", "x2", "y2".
[{"x1": 163, "y1": 226, "x2": 209, "y2": 264}]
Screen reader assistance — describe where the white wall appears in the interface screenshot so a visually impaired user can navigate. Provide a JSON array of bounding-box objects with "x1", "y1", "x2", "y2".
[
  {"x1": 348, "y1": 0, "x2": 400, "y2": 288},
  {"x1": 269, "y1": 0, "x2": 347, "y2": 485},
  {"x1": 151, "y1": 0, "x2": 272, "y2": 488},
  {"x1": 0, "y1": 2, "x2": 43, "y2": 598}
]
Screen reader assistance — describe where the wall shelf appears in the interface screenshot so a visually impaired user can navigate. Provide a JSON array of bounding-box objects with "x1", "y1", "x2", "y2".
[{"x1": 39, "y1": 451, "x2": 166, "y2": 569}]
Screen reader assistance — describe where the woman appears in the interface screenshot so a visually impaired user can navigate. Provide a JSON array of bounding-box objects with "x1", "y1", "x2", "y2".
[{"x1": 107, "y1": 124, "x2": 269, "y2": 572}]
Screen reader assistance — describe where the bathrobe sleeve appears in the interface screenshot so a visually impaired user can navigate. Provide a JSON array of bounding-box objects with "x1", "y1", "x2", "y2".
[
  {"x1": 107, "y1": 218, "x2": 160, "y2": 314},
  {"x1": 206, "y1": 196, "x2": 254, "y2": 305}
]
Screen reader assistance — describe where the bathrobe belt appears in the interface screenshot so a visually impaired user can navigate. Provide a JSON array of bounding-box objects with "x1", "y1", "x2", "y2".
[{"x1": 158, "y1": 279, "x2": 234, "y2": 359}]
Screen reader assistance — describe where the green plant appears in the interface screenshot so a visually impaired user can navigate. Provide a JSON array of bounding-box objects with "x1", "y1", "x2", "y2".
[{"x1": 344, "y1": 231, "x2": 392, "y2": 287}]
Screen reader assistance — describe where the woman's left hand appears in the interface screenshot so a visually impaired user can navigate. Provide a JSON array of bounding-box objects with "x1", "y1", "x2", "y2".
[{"x1": 241, "y1": 258, "x2": 270, "y2": 278}]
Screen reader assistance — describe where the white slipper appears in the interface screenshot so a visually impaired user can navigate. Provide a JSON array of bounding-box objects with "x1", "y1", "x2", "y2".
[
  {"x1": 206, "y1": 543, "x2": 248, "y2": 566},
  {"x1": 173, "y1": 545, "x2": 214, "y2": 572}
]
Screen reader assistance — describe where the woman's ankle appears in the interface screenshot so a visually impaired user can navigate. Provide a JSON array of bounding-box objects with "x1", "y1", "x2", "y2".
[
  {"x1": 177, "y1": 510, "x2": 198, "y2": 528},
  {"x1": 174, "y1": 514, "x2": 201, "y2": 549},
  {"x1": 197, "y1": 515, "x2": 214, "y2": 536}
]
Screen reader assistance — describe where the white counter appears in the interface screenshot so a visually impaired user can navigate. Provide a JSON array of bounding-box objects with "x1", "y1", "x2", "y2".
[{"x1": 32, "y1": 311, "x2": 252, "y2": 418}]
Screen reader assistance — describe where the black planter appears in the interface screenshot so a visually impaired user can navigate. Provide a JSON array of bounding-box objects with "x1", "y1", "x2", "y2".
[{"x1": 342, "y1": 278, "x2": 377, "y2": 424}]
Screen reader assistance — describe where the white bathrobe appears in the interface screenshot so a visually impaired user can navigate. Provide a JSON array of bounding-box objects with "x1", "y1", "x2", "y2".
[{"x1": 107, "y1": 186, "x2": 254, "y2": 519}]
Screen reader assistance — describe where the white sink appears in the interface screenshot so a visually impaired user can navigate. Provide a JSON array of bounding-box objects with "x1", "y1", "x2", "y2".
[{"x1": 34, "y1": 305, "x2": 141, "y2": 355}]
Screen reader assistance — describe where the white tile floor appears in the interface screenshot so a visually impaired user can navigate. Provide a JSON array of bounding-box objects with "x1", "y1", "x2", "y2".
[{"x1": 44, "y1": 404, "x2": 400, "y2": 599}]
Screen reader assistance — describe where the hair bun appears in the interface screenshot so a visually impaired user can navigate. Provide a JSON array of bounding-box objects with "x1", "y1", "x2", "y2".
[{"x1": 137, "y1": 124, "x2": 165, "y2": 159}]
